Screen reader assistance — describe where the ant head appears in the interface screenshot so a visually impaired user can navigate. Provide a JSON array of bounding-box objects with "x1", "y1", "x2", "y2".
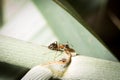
[{"x1": 48, "y1": 41, "x2": 58, "y2": 50}]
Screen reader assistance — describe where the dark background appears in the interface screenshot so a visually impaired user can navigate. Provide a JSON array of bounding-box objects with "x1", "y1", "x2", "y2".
[{"x1": 66, "y1": 0, "x2": 120, "y2": 61}]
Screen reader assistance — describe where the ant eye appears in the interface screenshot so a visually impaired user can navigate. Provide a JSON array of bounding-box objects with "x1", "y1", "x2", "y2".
[
  {"x1": 50, "y1": 46, "x2": 53, "y2": 48},
  {"x1": 48, "y1": 45, "x2": 53, "y2": 49}
]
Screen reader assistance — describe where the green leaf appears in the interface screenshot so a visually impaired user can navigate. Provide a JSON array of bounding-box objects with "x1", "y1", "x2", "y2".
[
  {"x1": 0, "y1": 35, "x2": 120, "y2": 79},
  {"x1": 0, "y1": 35, "x2": 63, "y2": 68}
]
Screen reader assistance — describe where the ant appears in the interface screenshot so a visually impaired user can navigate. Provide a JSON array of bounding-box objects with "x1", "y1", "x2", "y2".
[{"x1": 48, "y1": 41, "x2": 76, "y2": 57}]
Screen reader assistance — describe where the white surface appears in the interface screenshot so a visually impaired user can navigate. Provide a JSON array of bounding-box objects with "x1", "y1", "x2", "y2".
[
  {"x1": 62, "y1": 56, "x2": 120, "y2": 80},
  {"x1": 21, "y1": 56, "x2": 120, "y2": 80},
  {"x1": 21, "y1": 66, "x2": 52, "y2": 80}
]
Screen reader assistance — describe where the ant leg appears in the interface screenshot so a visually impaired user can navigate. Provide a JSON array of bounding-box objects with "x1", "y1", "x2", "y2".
[{"x1": 53, "y1": 51, "x2": 58, "y2": 61}]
